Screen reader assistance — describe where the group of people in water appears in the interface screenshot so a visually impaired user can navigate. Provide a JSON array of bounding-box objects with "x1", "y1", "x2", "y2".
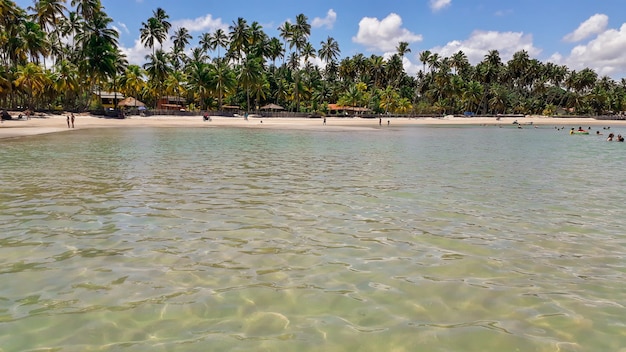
[
  {"x1": 561, "y1": 126, "x2": 624, "y2": 141},
  {"x1": 605, "y1": 132, "x2": 624, "y2": 142}
]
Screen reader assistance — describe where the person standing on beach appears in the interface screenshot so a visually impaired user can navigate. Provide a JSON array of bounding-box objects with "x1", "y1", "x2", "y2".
[
  {"x1": 379, "y1": 118, "x2": 382, "y2": 126},
  {"x1": 323, "y1": 117, "x2": 326, "y2": 125},
  {"x1": 66, "y1": 115, "x2": 70, "y2": 128},
  {"x1": 71, "y1": 113, "x2": 75, "y2": 128}
]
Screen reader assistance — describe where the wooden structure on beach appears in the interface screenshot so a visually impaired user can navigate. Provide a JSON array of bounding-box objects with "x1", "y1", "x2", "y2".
[
  {"x1": 94, "y1": 91, "x2": 125, "y2": 109},
  {"x1": 157, "y1": 96, "x2": 186, "y2": 110},
  {"x1": 327, "y1": 103, "x2": 371, "y2": 116}
]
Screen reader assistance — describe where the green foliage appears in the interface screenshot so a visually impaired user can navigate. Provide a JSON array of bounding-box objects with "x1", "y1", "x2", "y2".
[{"x1": 1, "y1": 2, "x2": 624, "y2": 116}]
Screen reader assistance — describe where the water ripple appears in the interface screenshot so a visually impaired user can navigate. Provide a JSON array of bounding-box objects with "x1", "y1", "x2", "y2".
[{"x1": 1, "y1": 127, "x2": 626, "y2": 350}]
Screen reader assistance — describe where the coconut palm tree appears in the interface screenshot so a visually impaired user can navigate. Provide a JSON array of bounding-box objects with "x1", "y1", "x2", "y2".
[
  {"x1": 119, "y1": 64, "x2": 145, "y2": 108},
  {"x1": 171, "y1": 26, "x2": 192, "y2": 52},
  {"x1": 143, "y1": 49, "x2": 171, "y2": 108},
  {"x1": 267, "y1": 37, "x2": 284, "y2": 67},
  {"x1": 29, "y1": 0, "x2": 67, "y2": 66},
  {"x1": 75, "y1": 10, "x2": 121, "y2": 100},
  {"x1": 185, "y1": 59, "x2": 211, "y2": 109},
  {"x1": 229, "y1": 17, "x2": 249, "y2": 63},
  {"x1": 278, "y1": 21, "x2": 293, "y2": 65},
  {"x1": 21, "y1": 21, "x2": 49, "y2": 65},
  {"x1": 318, "y1": 36, "x2": 340, "y2": 64},
  {"x1": 152, "y1": 7, "x2": 171, "y2": 44},
  {"x1": 300, "y1": 42, "x2": 316, "y2": 64},
  {"x1": 209, "y1": 28, "x2": 228, "y2": 60},
  {"x1": 238, "y1": 55, "x2": 263, "y2": 111},
  {"x1": 419, "y1": 50, "x2": 431, "y2": 74},
  {"x1": 211, "y1": 58, "x2": 236, "y2": 110},
  {"x1": 14, "y1": 62, "x2": 48, "y2": 110},
  {"x1": 71, "y1": 0, "x2": 101, "y2": 22},
  {"x1": 396, "y1": 41, "x2": 410, "y2": 57},
  {"x1": 140, "y1": 17, "x2": 165, "y2": 55},
  {"x1": 53, "y1": 59, "x2": 79, "y2": 108},
  {"x1": 164, "y1": 70, "x2": 186, "y2": 108},
  {"x1": 198, "y1": 32, "x2": 212, "y2": 56}
]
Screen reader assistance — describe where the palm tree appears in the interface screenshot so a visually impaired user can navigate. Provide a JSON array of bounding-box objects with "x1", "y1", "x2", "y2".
[
  {"x1": 143, "y1": 49, "x2": 171, "y2": 108},
  {"x1": 293, "y1": 14, "x2": 311, "y2": 44},
  {"x1": 267, "y1": 37, "x2": 284, "y2": 67},
  {"x1": 152, "y1": 7, "x2": 171, "y2": 43},
  {"x1": 212, "y1": 58, "x2": 236, "y2": 110},
  {"x1": 300, "y1": 42, "x2": 316, "y2": 64},
  {"x1": 171, "y1": 27, "x2": 192, "y2": 52},
  {"x1": 278, "y1": 21, "x2": 293, "y2": 64},
  {"x1": 75, "y1": 10, "x2": 121, "y2": 99},
  {"x1": 379, "y1": 86, "x2": 398, "y2": 113},
  {"x1": 338, "y1": 83, "x2": 364, "y2": 107},
  {"x1": 396, "y1": 41, "x2": 411, "y2": 57},
  {"x1": 29, "y1": 0, "x2": 67, "y2": 66},
  {"x1": 140, "y1": 17, "x2": 165, "y2": 55},
  {"x1": 198, "y1": 32, "x2": 212, "y2": 56},
  {"x1": 419, "y1": 50, "x2": 431, "y2": 74},
  {"x1": 238, "y1": 55, "x2": 264, "y2": 111},
  {"x1": 229, "y1": 17, "x2": 249, "y2": 63},
  {"x1": 462, "y1": 81, "x2": 483, "y2": 113},
  {"x1": 209, "y1": 28, "x2": 228, "y2": 59},
  {"x1": 450, "y1": 50, "x2": 468, "y2": 75},
  {"x1": 318, "y1": 36, "x2": 340, "y2": 64},
  {"x1": 164, "y1": 70, "x2": 186, "y2": 108},
  {"x1": 185, "y1": 59, "x2": 211, "y2": 109},
  {"x1": 119, "y1": 64, "x2": 145, "y2": 108},
  {"x1": 53, "y1": 59, "x2": 79, "y2": 108},
  {"x1": 14, "y1": 62, "x2": 47, "y2": 110},
  {"x1": 386, "y1": 54, "x2": 404, "y2": 88},
  {"x1": 368, "y1": 55, "x2": 386, "y2": 89},
  {"x1": 71, "y1": 0, "x2": 101, "y2": 21},
  {"x1": 22, "y1": 21, "x2": 49, "y2": 65}
]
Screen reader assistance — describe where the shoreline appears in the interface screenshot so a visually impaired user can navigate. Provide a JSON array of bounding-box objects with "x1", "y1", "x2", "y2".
[{"x1": 1, "y1": 114, "x2": 624, "y2": 140}]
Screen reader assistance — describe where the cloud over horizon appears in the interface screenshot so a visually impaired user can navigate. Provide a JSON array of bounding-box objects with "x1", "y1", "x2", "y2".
[
  {"x1": 430, "y1": 0, "x2": 451, "y2": 12},
  {"x1": 352, "y1": 13, "x2": 422, "y2": 52},
  {"x1": 431, "y1": 30, "x2": 541, "y2": 65},
  {"x1": 312, "y1": 9, "x2": 337, "y2": 29},
  {"x1": 563, "y1": 14, "x2": 608, "y2": 42}
]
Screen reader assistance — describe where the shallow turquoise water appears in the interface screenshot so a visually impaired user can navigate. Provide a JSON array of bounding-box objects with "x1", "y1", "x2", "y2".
[{"x1": 1, "y1": 125, "x2": 626, "y2": 351}]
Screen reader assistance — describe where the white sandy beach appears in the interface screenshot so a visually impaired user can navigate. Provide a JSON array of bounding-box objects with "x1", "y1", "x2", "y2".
[{"x1": 0, "y1": 113, "x2": 622, "y2": 140}]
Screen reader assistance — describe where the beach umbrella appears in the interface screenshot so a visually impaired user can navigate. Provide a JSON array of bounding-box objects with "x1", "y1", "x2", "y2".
[
  {"x1": 260, "y1": 103, "x2": 284, "y2": 110},
  {"x1": 117, "y1": 97, "x2": 146, "y2": 107}
]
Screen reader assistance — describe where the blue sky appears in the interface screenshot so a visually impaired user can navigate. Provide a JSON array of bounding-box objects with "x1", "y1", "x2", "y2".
[{"x1": 15, "y1": 0, "x2": 626, "y2": 78}]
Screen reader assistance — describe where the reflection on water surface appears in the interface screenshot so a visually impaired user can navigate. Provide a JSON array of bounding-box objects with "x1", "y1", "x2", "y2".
[{"x1": 1, "y1": 126, "x2": 625, "y2": 351}]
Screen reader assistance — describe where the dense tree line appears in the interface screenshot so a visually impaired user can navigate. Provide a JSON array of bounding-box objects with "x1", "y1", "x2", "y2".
[{"x1": 2, "y1": 0, "x2": 626, "y2": 115}]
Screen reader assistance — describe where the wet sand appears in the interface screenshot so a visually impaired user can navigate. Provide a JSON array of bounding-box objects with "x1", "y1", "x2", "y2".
[{"x1": 1, "y1": 113, "x2": 622, "y2": 140}]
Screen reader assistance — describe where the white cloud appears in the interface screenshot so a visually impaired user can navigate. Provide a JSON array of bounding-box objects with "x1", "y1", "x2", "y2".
[
  {"x1": 312, "y1": 9, "x2": 337, "y2": 29},
  {"x1": 552, "y1": 22, "x2": 626, "y2": 77},
  {"x1": 430, "y1": 0, "x2": 451, "y2": 12},
  {"x1": 171, "y1": 14, "x2": 227, "y2": 33},
  {"x1": 115, "y1": 22, "x2": 129, "y2": 35},
  {"x1": 352, "y1": 13, "x2": 422, "y2": 52},
  {"x1": 494, "y1": 9, "x2": 513, "y2": 17},
  {"x1": 563, "y1": 14, "x2": 608, "y2": 42},
  {"x1": 120, "y1": 38, "x2": 152, "y2": 66},
  {"x1": 431, "y1": 30, "x2": 541, "y2": 65}
]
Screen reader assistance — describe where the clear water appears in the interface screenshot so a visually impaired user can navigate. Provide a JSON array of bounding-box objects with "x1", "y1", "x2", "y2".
[{"x1": 1, "y1": 125, "x2": 626, "y2": 351}]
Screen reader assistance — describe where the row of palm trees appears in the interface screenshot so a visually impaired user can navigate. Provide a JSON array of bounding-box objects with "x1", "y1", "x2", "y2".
[{"x1": 2, "y1": 0, "x2": 626, "y2": 116}]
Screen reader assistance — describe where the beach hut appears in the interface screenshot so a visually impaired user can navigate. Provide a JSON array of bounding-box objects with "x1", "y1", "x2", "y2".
[
  {"x1": 260, "y1": 103, "x2": 284, "y2": 111},
  {"x1": 117, "y1": 97, "x2": 145, "y2": 108}
]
